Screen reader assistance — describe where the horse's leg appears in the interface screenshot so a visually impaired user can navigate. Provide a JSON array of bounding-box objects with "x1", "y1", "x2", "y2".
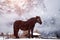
[
  {"x1": 31, "y1": 28, "x2": 34, "y2": 38},
  {"x1": 28, "y1": 28, "x2": 30, "y2": 38},
  {"x1": 27, "y1": 29, "x2": 30, "y2": 38},
  {"x1": 14, "y1": 26, "x2": 19, "y2": 38}
]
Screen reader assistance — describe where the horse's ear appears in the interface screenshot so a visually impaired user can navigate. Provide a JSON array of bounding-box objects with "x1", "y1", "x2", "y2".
[{"x1": 36, "y1": 16, "x2": 40, "y2": 19}]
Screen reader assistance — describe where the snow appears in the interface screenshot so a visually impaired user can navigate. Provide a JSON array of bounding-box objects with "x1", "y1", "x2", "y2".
[
  {"x1": 0, "y1": 37, "x2": 3, "y2": 40},
  {"x1": 33, "y1": 33, "x2": 41, "y2": 35}
]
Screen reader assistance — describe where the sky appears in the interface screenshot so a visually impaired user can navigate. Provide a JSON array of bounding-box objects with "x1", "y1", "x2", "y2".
[{"x1": 0, "y1": 0, "x2": 60, "y2": 35}]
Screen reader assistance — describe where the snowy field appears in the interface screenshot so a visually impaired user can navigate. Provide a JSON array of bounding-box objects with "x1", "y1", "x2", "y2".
[
  {"x1": 0, "y1": 36, "x2": 58, "y2": 40},
  {"x1": 0, "y1": 32, "x2": 57, "y2": 39}
]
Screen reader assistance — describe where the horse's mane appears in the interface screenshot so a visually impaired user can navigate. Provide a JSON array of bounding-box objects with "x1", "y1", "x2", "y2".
[{"x1": 27, "y1": 17, "x2": 36, "y2": 22}]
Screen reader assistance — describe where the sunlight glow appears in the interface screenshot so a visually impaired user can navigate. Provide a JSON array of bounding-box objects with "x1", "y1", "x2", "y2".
[
  {"x1": 5, "y1": 0, "x2": 32, "y2": 15},
  {"x1": 7, "y1": 0, "x2": 28, "y2": 9}
]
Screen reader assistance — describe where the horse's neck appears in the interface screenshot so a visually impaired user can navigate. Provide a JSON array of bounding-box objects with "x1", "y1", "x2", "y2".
[{"x1": 26, "y1": 18, "x2": 36, "y2": 23}]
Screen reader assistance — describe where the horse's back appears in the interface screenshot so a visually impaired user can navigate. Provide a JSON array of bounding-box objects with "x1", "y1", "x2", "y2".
[
  {"x1": 14, "y1": 20, "x2": 25, "y2": 28},
  {"x1": 14, "y1": 20, "x2": 29, "y2": 30},
  {"x1": 14, "y1": 20, "x2": 25, "y2": 24}
]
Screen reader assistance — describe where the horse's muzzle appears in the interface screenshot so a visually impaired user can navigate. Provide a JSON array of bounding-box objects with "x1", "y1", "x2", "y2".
[{"x1": 40, "y1": 22, "x2": 42, "y2": 24}]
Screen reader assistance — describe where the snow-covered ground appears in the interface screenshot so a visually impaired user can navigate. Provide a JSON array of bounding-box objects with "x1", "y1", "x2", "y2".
[
  {"x1": 0, "y1": 36, "x2": 3, "y2": 40},
  {"x1": 0, "y1": 32, "x2": 57, "y2": 39}
]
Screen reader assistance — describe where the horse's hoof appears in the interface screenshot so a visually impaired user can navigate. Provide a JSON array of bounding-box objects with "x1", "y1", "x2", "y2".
[
  {"x1": 27, "y1": 36, "x2": 30, "y2": 38},
  {"x1": 16, "y1": 36, "x2": 19, "y2": 38},
  {"x1": 32, "y1": 37, "x2": 33, "y2": 38},
  {"x1": 31, "y1": 36, "x2": 33, "y2": 38}
]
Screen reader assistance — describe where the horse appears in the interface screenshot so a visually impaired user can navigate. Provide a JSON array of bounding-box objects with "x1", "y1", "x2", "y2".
[{"x1": 13, "y1": 16, "x2": 42, "y2": 38}]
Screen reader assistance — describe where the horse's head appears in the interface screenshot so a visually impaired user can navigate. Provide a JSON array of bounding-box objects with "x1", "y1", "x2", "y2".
[{"x1": 36, "y1": 16, "x2": 42, "y2": 24}]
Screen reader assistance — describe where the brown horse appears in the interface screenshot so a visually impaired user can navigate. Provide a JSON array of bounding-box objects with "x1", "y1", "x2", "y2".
[{"x1": 13, "y1": 16, "x2": 42, "y2": 38}]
